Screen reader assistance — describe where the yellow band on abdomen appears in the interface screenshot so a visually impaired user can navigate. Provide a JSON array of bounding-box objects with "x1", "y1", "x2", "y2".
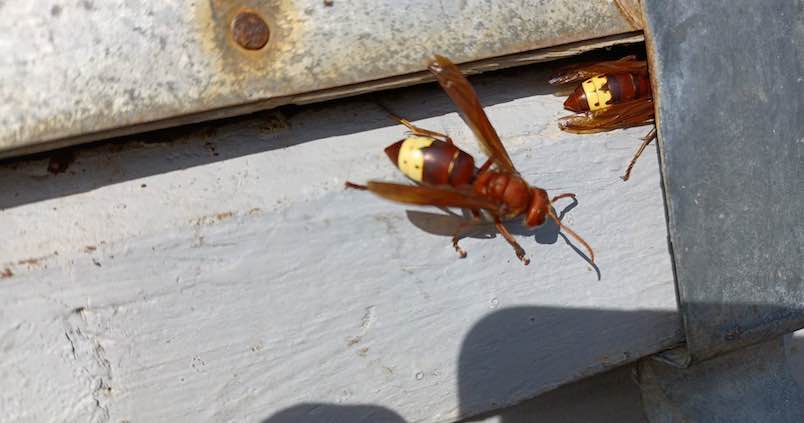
[
  {"x1": 398, "y1": 136, "x2": 435, "y2": 182},
  {"x1": 582, "y1": 75, "x2": 612, "y2": 111}
]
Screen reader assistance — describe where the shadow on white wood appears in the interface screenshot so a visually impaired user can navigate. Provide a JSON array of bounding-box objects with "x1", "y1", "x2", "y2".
[{"x1": 0, "y1": 61, "x2": 677, "y2": 422}]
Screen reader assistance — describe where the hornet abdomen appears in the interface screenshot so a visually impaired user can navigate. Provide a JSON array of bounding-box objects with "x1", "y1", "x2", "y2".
[
  {"x1": 385, "y1": 136, "x2": 475, "y2": 186},
  {"x1": 564, "y1": 72, "x2": 652, "y2": 112}
]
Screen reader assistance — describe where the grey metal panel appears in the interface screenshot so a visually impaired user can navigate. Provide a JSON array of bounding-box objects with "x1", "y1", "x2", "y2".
[
  {"x1": 639, "y1": 337, "x2": 804, "y2": 422},
  {"x1": 0, "y1": 0, "x2": 639, "y2": 158},
  {"x1": 642, "y1": 0, "x2": 804, "y2": 361}
]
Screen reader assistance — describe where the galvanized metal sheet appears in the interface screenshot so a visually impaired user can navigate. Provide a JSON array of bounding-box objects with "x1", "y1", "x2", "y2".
[
  {"x1": 643, "y1": 0, "x2": 804, "y2": 362},
  {"x1": 0, "y1": 0, "x2": 640, "y2": 158},
  {"x1": 639, "y1": 337, "x2": 804, "y2": 422}
]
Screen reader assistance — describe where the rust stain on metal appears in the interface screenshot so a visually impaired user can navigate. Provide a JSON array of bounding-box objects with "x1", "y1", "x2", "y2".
[
  {"x1": 231, "y1": 10, "x2": 270, "y2": 50},
  {"x1": 613, "y1": 0, "x2": 645, "y2": 30},
  {"x1": 4, "y1": 1, "x2": 641, "y2": 161},
  {"x1": 1, "y1": 267, "x2": 12, "y2": 279},
  {"x1": 194, "y1": 0, "x2": 299, "y2": 77}
]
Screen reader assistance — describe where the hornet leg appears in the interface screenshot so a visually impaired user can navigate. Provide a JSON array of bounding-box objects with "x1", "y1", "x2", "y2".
[
  {"x1": 376, "y1": 103, "x2": 454, "y2": 144},
  {"x1": 495, "y1": 217, "x2": 530, "y2": 265},
  {"x1": 622, "y1": 127, "x2": 657, "y2": 181},
  {"x1": 451, "y1": 209, "x2": 482, "y2": 258},
  {"x1": 344, "y1": 181, "x2": 368, "y2": 190}
]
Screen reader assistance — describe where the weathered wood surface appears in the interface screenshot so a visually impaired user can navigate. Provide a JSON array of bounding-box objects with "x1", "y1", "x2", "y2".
[
  {"x1": 0, "y1": 0, "x2": 642, "y2": 158},
  {"x1": 0, "y1": 64, "x2": 679, "y2": 422}
]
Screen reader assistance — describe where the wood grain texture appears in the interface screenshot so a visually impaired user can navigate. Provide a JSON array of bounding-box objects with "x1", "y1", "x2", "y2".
[{"x1": 0, "y1": 64, "x2": 679, "y2": 422}]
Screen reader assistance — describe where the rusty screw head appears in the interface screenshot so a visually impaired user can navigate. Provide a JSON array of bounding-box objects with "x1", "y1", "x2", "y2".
[{"x1": 231, "y1": 11, "x2": 270, "y2": 50}]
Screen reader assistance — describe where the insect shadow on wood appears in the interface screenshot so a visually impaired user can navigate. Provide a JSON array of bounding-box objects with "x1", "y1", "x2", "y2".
[
  {"x1": 405, "y1": 196, "x2": 600, "y2": 278},
  {"x1": 347, "y1": 55, "x2": 596, "y2": 267}
]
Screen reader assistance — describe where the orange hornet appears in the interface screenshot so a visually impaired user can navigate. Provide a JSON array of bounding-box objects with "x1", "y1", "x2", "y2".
[
  {"x1": 346, "y1": 56, "x2": 594, "y2": 265},
  {"x1": 550, "y1": 55, "x2": 656, "y2": 181}
]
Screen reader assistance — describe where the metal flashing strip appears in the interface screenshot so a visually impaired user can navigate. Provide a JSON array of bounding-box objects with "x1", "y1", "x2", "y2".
[
  {"x1": 639, "y1": 337, "x2": 804, "y2": 422},
  {"x1": 0, "y1": 0, "x2": 639, "y2": 158},
  {"x1": 643, "y1": 0, "x2": 804, "y2": 362}
]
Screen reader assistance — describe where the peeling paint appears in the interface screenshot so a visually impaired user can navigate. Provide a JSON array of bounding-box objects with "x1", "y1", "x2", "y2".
[
  {"x1": 192, "y1": 211, "x2": 236, "y2": 226},
  {"x1": 12, "y1": 251, "x2": 59, "y2": 269},
  {"x1": 63, "y1": 313, "x2": 114, "y2": 422}
]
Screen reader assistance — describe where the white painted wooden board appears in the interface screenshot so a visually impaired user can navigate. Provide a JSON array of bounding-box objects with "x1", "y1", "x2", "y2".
[{"x1": 0, "y1": 64, "x2": 679, "y2": 422}]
